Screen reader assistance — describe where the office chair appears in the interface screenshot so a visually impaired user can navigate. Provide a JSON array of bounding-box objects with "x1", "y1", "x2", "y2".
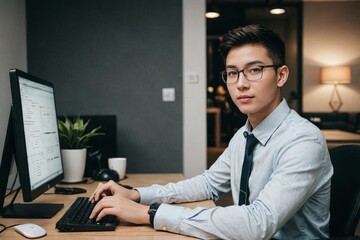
[{"x1": 328, "y1": 145, "x2": 360, "y2": 237}]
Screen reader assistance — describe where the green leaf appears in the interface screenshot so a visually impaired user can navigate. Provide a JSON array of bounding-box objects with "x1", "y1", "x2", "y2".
[{"x1": 57, "y1": 116, "x2": 104, "y2": 149}]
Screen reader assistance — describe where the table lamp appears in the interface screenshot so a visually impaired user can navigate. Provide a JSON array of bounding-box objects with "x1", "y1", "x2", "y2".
[{"x1": 320, "y1": 66, "x2": 351, "y2": 112}]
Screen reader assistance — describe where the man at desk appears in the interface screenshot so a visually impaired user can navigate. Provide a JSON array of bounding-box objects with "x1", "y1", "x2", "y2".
[{"x1": 89, "y1": 24, "x2": 333, "y2": 239}]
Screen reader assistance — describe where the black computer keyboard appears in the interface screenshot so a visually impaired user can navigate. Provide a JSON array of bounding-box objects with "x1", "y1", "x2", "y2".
[{"x1": 56, "y1": 197, "x2": 117, "y2": 232}]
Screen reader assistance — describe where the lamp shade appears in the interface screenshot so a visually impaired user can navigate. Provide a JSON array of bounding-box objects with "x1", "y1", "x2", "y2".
[{"x1": 320, "y1": 66, "x2": 351, "y2": 84}]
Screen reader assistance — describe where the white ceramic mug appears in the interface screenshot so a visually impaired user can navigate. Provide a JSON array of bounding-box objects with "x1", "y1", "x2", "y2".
[{"x1": 108, "y1": 157, "x2": 127, "y2": 179}]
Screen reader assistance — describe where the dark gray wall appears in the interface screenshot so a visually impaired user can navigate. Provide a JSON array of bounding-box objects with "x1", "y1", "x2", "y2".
[{"x1": 26, "y1": 0, "x2": 183, "y2": 173}]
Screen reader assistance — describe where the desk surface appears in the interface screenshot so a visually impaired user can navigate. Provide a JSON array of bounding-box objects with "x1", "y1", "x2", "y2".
[
  {"x1": 1, "y1": 173, "x2": 215, "y2": 239},
  {"x1": 321, "y1": 129, "x2": 360, "y2": 148}
]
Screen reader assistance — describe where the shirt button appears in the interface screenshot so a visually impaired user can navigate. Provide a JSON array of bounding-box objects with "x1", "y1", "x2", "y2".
[{"x1": 161, "y1": 226, "x2": 167, "y2": 231}]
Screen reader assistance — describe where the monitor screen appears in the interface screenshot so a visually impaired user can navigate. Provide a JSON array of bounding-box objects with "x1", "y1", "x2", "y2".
[
  {"x1": 0, "y1": 69, "x2": 64, "y2": 218},
  {"x1": 14, "y1": 71, "x2": 63, "y2": 199}
]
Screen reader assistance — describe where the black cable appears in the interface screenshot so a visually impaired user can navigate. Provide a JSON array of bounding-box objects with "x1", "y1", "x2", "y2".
[
  {"x1": 5, "y1": 168, "x2": 19, "y2": 197},
  {"x1": 0, "y1": 223, "x2": 19, "y2": 234},
  {"x1": 8, "y1": 187, "x2": 21, "y2": 206},
  {"x1": 9, "y1": 170, "x2": 19, "y2": 191},
  {"x1": 4, "y1": 188, "x2": 17, "y2": 198},
  {"x1": 0, "y1": 223, "x2": 6, "y2": 234}
]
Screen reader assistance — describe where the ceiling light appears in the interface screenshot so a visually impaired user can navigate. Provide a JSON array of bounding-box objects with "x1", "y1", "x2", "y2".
[
  {"x1": 206, "y1": 11, "x2": 220, "y2": 18},
  {"x1": 206, "y1": 5, "x2": 220, "y2": 19},
  {"x1": 270, "y1": 7, "x2": 286, "y2": 15}
]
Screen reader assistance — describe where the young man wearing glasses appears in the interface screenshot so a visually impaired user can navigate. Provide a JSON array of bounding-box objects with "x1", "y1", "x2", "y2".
[{"x1": 90, "y1": 25, "x2": 333, "y2": 239}]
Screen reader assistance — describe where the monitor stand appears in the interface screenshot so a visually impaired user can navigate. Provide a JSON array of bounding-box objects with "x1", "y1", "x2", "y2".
[
  {"x1": 0, "y1": 112, "x2": 63, "y2": 218},
  {"x1": 1, "y1": 203, "x2": 64, "y2": 218},
  {"x1": 1, "y1": 186, "x2": 64, "y2": 218}
]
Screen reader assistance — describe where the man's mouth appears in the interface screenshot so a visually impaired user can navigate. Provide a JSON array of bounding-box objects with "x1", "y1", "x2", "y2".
[{"x1": 238, "y1": 95, "x2": 254, "y2": 103}]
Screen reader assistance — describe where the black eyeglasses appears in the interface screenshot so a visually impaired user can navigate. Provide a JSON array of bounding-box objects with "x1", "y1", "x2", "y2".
[{"x1": 220, "y1": 65, "x2": 280, "y2": 84}]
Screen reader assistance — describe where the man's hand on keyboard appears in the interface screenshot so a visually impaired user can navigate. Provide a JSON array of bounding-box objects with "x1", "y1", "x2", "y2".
[
  {"x1": 89, "y1": 195, "x2": 150, "y2": 225},
  {"x1": 89, "y1": 180, "x2": 140, "y2": 203},
  {"x1": 89, "y1": 180, "x2": 149, "y2": 225}
]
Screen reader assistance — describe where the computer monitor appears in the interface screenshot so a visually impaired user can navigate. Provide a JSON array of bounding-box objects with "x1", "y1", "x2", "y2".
[{"x1": 0, "y1": 69, "x2": 64, "y2": 218}]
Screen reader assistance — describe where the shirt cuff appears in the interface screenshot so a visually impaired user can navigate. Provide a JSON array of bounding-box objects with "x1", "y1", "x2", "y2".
[
  {"x1": 153, "y1": 203, "x2": 185, "y2": 233},
  {"x1": 135, "y1": 187, "x2": 157, "y2": 205}
]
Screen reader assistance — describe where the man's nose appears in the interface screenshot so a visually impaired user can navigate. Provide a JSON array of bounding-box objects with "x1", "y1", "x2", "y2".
[{"x1": 236, "y1": 72, "x2": 249, "y2": 88}]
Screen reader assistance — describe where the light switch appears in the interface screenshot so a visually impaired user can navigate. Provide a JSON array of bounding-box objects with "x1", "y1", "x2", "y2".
[
  {"x1": 187, "y1": 72, "x2": 199, "y2": 84},
  {"x1": 162, "y1": 88, "x2": 175, "y2": 102}
]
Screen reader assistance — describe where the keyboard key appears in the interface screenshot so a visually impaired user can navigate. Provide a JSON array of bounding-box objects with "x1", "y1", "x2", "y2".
[{"x1": 56, "y1": 197, "x2": 117, "y2": 232}]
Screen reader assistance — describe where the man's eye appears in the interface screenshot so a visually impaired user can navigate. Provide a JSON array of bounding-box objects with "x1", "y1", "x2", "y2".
[
  {"x1": 248, "y1": 67, "x2": 262, "y2": 74},
  {"x1": 227, "y1": 70, "x2": 238, "y2": 77}
]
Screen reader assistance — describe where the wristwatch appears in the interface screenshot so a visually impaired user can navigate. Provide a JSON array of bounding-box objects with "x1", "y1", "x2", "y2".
[{"x1": 148, "y1": 203, "x2": 160, "y2": 227}]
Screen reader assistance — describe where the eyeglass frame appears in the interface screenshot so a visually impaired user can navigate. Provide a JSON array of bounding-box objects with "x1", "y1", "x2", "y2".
[{"x1": 220, "y1": 65, "x2": 281, "y2": 84}]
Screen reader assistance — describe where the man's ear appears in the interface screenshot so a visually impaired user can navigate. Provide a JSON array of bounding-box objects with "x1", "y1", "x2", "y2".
[{"x1": 276, "y1": 65, "x2": 289, "y2": 87}]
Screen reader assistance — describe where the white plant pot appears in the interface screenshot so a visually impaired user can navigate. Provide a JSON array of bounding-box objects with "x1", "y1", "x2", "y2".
[{"x1": 61, "y1": 148, "x2": 87, "y2": 183}]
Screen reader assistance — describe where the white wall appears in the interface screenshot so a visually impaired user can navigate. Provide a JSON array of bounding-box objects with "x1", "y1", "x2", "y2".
[
  {"x1": 303, "y1": 1, "x2": 360, "y2": 112},
  {"x1": 0, "y1": 0, "x2": 26, "y2": 126},
  {"x1": 0, "y1": 0, "x2": 26, "y2": 189},
  {"x1": 0, "y1": 0, "x2": 27, "y2": 154},
  {"x1": 183, "y1": 0, "x2": 207, "y2": 178}
]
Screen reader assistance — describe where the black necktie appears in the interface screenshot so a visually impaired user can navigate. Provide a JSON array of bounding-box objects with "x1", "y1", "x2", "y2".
[{"x1": 239, "y1": 132, "x2": 259, "y2": 206}]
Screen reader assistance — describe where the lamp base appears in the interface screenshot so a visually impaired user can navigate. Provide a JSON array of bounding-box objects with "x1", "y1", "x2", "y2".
[{"x1": 329, "y1": 84, "x2": 343, "y2": 112}]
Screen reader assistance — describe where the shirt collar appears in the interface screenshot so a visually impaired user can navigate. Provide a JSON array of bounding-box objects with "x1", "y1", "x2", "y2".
[{"x1": 244, "y1": 99, "x2": 291, "y2": 146}]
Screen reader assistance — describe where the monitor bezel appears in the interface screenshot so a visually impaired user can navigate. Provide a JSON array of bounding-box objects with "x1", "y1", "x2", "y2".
[{"x1": 9, "y1": 68, "x2": 64, "y2": 202}]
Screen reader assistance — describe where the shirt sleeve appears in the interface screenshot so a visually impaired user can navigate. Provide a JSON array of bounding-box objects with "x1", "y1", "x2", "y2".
[
  {"x1": 136, "y1": 123, "x2": 333, "y2": 239},
  {"x1": 136, "y1": 149, "x2": 233, "y2": 205},
  {"x1": 136, "y1": 146, "x2": 234, "y2": 205}
]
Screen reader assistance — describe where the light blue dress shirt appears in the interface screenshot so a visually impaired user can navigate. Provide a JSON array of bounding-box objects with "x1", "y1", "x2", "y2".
[{"x1": 137, "y1": 100, "x2": 333, "y2": 240}]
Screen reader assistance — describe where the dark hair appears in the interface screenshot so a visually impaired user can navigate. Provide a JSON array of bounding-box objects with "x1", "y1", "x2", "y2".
[{"x1": 218, "y1": 24, "x2": 286, "y2": 65}]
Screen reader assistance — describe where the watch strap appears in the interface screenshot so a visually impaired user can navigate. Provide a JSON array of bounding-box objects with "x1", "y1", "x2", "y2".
[{"x1": 148, "y1": 203, "x2": 160, "y2": 227}]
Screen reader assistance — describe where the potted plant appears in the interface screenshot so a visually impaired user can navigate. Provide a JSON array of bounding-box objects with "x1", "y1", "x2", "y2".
[{"x1": 58, "y1": 116, "x2": 103, "y2": 183}]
